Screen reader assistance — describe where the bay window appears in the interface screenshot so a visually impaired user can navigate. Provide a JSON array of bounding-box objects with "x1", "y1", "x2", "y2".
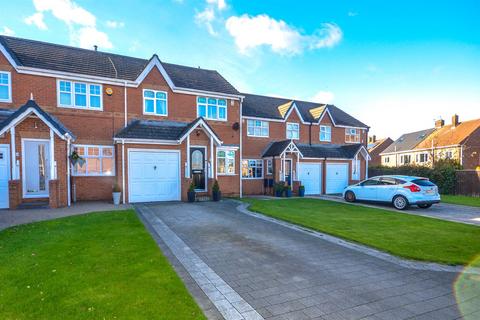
[
  {"x1": 247, "y1": 120, "x2": 269, "y2": 137},
  {"x1": 217, "y1": 150, "x2": 235, "y2": 175},
  {"x1": 58, "y1": 80, "x2": 102, "y2": 110},
  {"x1": 197, "y1": 97, "x2": 227, "y2": 120},
  {"x1": 242, "y1": 160, "x2": 263, "y2": 179},
  {"x1": 72, "y1": 145, "x2": 114, "y2": 176},
  {"x1": 143, "y1": 89, "x2": 167, "y2": 116}
]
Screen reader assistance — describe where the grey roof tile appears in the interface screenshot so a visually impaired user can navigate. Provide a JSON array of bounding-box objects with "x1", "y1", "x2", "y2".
[
  {"x1": 0, "y1": 35, "x2": 239, "y2": 95},
  {"x1": 262, "y1": 140, "x2": 364, "y2": 159},
  {"x1": 382, "y1": 128, "x2": 435, "y2": 154}
]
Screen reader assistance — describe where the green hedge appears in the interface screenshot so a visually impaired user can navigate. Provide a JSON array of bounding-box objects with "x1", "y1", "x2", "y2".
[{"x1": 369, "y1": 159, "x2": 461, "y2": 194}]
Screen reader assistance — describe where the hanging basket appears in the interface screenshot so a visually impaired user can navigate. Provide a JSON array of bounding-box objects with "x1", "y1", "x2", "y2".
[{"x1": 69, "y1": 151, "x2": 86, "y2": 167}]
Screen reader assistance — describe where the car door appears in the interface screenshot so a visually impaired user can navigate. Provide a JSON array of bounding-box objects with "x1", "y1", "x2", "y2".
[
  {"x1": 377, "y1": 177, "x2": 400, "y2": 202},
  {"x1": 355, "y1": 178, "x2": 381, "y2": 200}
]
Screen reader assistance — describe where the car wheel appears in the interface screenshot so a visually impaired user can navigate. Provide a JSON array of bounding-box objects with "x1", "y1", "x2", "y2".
[
  {"x1": 344, "y1": 191, "x2": 356, "y2": 202},
  {"x1": 392, "y1": 195, "x2": 409, "y2": 210},
  {"x1": 418, "y1": 204, "x2": 432, "y2": 209}
]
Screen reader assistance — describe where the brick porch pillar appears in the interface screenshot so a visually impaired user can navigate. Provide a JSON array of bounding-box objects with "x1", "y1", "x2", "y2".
[{"x1": 8, "y1": 180, "x2": 21, "y2": 209}]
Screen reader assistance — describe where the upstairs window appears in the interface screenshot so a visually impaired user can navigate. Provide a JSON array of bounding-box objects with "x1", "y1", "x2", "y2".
[
  {"x1": 320, "y1": 125, "x2": 331, "y2": 142},
  {"x1": 286, "y1": 123, "x2": 299, "y2": 140},
  {"x1": 345, "y1": 128, "x2": 361, "y2": 143},
  {"x1": 0, "y1": 71, "x2": 11, "y2": 102},
  {"x1": 143, "y1": 89, "x2": 167, "y2": 116},
  {"x1": 197, "y1": 97, "x2": 227, "y2": 121},
  {"x1": 247, "y1": 120, "x2": 269, "y2": 137},
  {"x1": 58, "y1": 80, "x2": 102, "y2": 110},
  {"x1": 72, "y1": 145, "x2": 114, "y2": 176}
]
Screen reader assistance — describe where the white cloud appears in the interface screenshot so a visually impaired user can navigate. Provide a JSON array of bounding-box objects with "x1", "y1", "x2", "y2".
[
  {"x1": 348, "y1": 11, "x2": 358, "y2": 17},
  {"x1": 1, "y1": 26, "x2": 15, "y2": 36},
  {"x1": 106, "y1": 20, "x2": 125, "y2": 29},
  {"x1": 25, "y1": 0, "x2": 113, "y2": 50},
  {"x1": 311, "y1": 91, "x2": 335, "y2": 104},
  {"x1": 195, "y1": 7, "x2": 217, "y2": 36},
  {"x1": 24, "y1": 12, "x2": 48, "y2": 30},
  {"x1": 206, "y1": 0, "x2": 226, "y2": 11},
  {"x1": 225, "y1": 15, "x2": 342, "y2": 55}
]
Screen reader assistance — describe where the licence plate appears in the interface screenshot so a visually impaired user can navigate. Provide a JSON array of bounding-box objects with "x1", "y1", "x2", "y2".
[{"x1": 425, "y1": 189, "x2": 434, "y2": 195}]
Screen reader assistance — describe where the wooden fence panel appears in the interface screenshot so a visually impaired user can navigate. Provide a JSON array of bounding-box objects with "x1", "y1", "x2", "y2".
[{"x1": 455, "y1": 170, "x2": 480, "y2": 196}]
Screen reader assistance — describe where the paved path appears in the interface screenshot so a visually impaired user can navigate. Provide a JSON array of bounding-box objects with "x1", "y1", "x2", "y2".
[
  {"x1": 138, "y1": 201, "x2": 480, "y2": 320},
  {"x1": 312, "y1": 195, "x2": 480, "y2": 226},
  {"x1": 0, "y1": 201, "x2": 130, "y2": 230}
]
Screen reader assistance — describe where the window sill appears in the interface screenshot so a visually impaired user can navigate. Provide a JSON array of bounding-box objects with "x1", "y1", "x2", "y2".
[
  {"x1": 241, "y1": 177, "x2": 264, "y2": 180},
  {"x1": 58, "y1": 105, "x2": 103, "y2": 111},
  {"x1": 247, "y1": 135, "x2": 270, "y2": 138},
  {"x1": 217, "y1": 173, "x2": 237, "y2": 176},
  {"x1": 72, "y1": 174, "x2": 115, "y2": 177},
  {"x1": 143, "y1": 112, "x2": 168, "y2": 117},
  {"x1": 0, "y1": 99, "x2": 12, "y2": 103}
]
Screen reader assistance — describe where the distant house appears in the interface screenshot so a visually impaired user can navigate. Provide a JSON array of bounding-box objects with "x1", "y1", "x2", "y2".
[
  {"x1": 380, "y1": 115, "x2": 480, "y2": 169},
  {"x1": 367, "y1": 136, "x2": 393, "y2": 166}
]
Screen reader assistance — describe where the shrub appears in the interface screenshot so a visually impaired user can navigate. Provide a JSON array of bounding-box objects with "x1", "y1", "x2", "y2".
[
  {"x1": 369, "y1": 159, "x2": 461, "y2": 194},
  {"x1": 212, "y1": 180, "x2": 220, "y2": 193},
  {"x1": 188, "y1": 182, "x2": 195, "y2": 192}
]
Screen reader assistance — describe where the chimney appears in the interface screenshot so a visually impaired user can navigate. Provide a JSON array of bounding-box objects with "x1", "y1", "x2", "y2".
[
  {"x1": 435, "y1": 119, "x2": 444, "y2": 128},
  {"x1": 93, "y1": 45, "x2": 98, "y2": 51},
  {"x1": 368, "y1": 135, "x2": 376, "y2": 143},
  {"x1": 452, "y1": 114, "x2": 459, "y2": 127}
]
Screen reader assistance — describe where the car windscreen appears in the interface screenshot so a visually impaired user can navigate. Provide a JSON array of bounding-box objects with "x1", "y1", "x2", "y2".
[{"x1": 412, "y1": 179, "x2": 436, "y2": 187}]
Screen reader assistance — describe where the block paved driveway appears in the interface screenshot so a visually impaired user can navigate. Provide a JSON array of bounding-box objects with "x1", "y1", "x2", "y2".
[{"x1": 139, "y1": 201, "x2": 479, "y2": 320}]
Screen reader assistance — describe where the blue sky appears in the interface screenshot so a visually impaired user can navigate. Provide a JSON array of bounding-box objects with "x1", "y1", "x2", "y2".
[{"x1": 1, "y1": 0, "x2": 479, "y2": 138}]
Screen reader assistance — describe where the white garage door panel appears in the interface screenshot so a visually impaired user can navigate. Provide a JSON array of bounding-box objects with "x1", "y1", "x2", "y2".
[
  {"x1": 129, "y1": 151, "x2": 180, "y2": 203},
  {"x1": 298, "y1": 163, "x2": 322, "y2": 195},
  {"x1": 326, "y1": 163, "x2": 349, "y2": 194}
]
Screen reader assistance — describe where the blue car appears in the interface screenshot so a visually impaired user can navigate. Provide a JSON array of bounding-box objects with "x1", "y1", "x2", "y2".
[{"x1": 343, "y1": 175, "x2": 441, "y2": 210}]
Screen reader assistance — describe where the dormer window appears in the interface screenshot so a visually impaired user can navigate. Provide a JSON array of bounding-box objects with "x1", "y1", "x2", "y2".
[
  {"x1": 143, "y1": 89, "x2": 167, "y2": 116},
  {"x1": 0, "y1": 71, "x2": 12, "y2": 102},
  {"x1": 57, "y1": 80, "x2": 102, "y2": 110},
  {"x1": 286, "y1": 123, "x2": 299, "y2": 140},
  {"x1": 197, "y1": 97, "x2": 227, "y2": 121},
  {"x1": 345, "y1": 128, "x2": 361, "y2": 143}
]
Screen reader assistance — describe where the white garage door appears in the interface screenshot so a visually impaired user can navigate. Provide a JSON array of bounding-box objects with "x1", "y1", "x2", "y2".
[
  {"x1": 298, "y1": 163, "x2": 322, "y2": 195},
  {"x1": 128, "y1": 150, "x2": 180, "y2": 203},
  {"x1": 326, "y1": 163, "x2": 349, "y2": 194}
]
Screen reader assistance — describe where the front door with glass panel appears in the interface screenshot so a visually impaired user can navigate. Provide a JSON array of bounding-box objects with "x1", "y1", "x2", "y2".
[
  {"x1": 23, "y1": 140, "x2": 50, "y2": 197},
  {"x1": 191, "y1": 147, "x2": 206, "y2": 191},
  {"x1": 284, "y1": 159, "x2": 292, "y2": 186}
]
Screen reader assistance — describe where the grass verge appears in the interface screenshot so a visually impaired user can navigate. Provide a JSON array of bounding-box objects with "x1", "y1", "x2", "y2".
[
  {"x1": 441, "y1": 194, "x2": 480, "y2": 207},
  {"x1": 0, "y1": 210, "x2": 205, "y2": 320}
]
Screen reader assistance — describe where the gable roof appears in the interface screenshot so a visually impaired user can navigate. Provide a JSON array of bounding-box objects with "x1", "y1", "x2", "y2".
[
  {"x1": 242, "y1": 93, "x2": 368, "y2": 128},
  {"x1": 382, "y1": 128, "x2": 435, "y2": 154},
  {"x1": 0, "y1": 100, "x2": 75, "y2": 140},
  {"x1": 0, "y1": 35, "x2": 240, "y2": 96},
  {"x1": 414, "y1": 118, "x2": 480, "y2": 149},
  {"x1": 368, "y1": 137, "x2": 393, "y2": 153},
  {"x1": 114, "y1": 117, "x2": 222, "y2": 144}
]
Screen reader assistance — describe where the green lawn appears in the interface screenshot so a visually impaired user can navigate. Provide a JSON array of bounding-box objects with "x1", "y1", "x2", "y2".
[
  {"x1": 244, "y1": 198, "x2": 480, "y2": 265},
  {"x1": 0, "y1": 210, "x2": 205, "y2": 320},
  {"x1": 441, "y1": 194, "x2": 480, "y2": 207}
]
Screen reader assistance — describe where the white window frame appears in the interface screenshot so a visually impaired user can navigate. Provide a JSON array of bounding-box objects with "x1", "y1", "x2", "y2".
[
  {"x1": 57, "y1": 79, "x2": 103, "y2": 110},
  {"x1": 143, "y1": 89, "x2": 168, "y2": 116},
  {"x1": 197, "y1": 96, "x2": 227, "y2": 121},
  {"x1": 72, "y1": 145, "x2": 115, "y2": 176},
  {"x1": 401, "y1": 154, "x2": 411, "y2": 164},
  {"x1": 417, "y1": 153, "x2": 428, "y2": 163},
  {"x1": 0, "y1": 71, "x2": 12, "y2": 103},
  {"x1": 286, "y1": 122, "x2": 300, "y2": 140},
  {"x1": 352, "y1": 158, "x2": 361, "y2": 180},
  {"x1": 266, "y1": 159, "x2": 273, "y2": 175},
  {"x1": 216, "y1": 149, "x2": 236, "y2": 175},
  {"x1": 320, "y1": 125, "x2": 331, "y2": 142},
  {"x1": 242, "y1": 159, "x2": 263, "y2": 179},
  {"x1": 345, "y1": 128, "x2": 361, "y2": 143},
  {"x1": 247, "y1": 119, "x2": 269, "y2": 137},
  {"x1": 384, "y1": 157, "x2": 390, "y2": 164},
  {"x1": 445, "y1": 150, "x2": 453, "y2": 159}
]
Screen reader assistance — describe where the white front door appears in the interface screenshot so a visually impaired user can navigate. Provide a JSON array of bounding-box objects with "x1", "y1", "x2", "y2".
[
  {"x1": 0, "y1": 145, "x2": 10, "y2": 208},
  {"x1": 128, "y1": 150, "x2": 180, "y2": 203},
  {"x1": 298, "y1": 163, "x2": 322, "y2": 195},
  {"x1": 23, "y1": 140, "x2": 50, "y2": 198},
  {"x1": 326, "y1": 163, "x2": 349, "y2": 194}
]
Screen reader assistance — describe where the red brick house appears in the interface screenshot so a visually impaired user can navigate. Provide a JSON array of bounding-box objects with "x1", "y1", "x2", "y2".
[{"x1": 0, "y1": 35, "x2": 369, "y2": 209}]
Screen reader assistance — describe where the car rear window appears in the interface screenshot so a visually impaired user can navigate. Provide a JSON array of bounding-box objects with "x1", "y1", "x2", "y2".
[{"x1": 412, "y1": 179, "x2": 436, "y2": 186}]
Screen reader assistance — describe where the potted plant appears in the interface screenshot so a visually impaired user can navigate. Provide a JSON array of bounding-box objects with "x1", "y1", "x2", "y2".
[
  {"x1": 69, "y1": 149, "x2": 85, "y2": 168},
  {"x1": 112, "y1": 183, "x2": 121, "y2": 205},
  {"x1": 274, "y1": 182, "x2": 284, "y2": 197},
  {"x1": 212, "y1": 180, "x2": 221, "y2": 201},
  {"x1": 285, "y1": 185, "x2": 292, "y2": 198},
  {"x1": 187, "y1": 182, "x2": 196, "y2": 202},
  {"x1": 298, "y1": 185, "x2": 305, "y2": 197}
]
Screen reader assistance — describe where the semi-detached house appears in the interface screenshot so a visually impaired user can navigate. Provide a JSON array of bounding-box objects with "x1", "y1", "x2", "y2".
[{"x1": 0, "y1": 36, "x2": 370, "y2": 209}]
